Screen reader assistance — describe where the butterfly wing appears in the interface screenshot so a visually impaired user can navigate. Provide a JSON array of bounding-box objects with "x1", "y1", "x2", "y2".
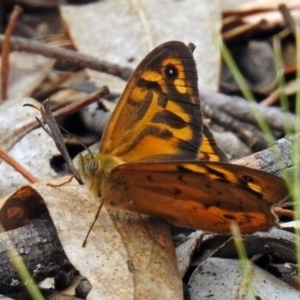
[
  {"x1": 108, "y1": 161, "x2": 288, "y2": 234},
  {"x1": 199, "y1": 124, "x2": 228, "y2": 162},
  {"x1": 100, "y1": 41, "x2": 203, "y2": 162}
]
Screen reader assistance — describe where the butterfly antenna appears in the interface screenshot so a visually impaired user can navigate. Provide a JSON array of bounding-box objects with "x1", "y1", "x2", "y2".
[{"x1": 82, "y1": 197, "x2": 105, "y2": 247}]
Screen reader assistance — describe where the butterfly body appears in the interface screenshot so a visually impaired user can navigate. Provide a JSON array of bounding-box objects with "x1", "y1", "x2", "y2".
[{"x1": 78, "y1": 41, "x2": 288, "y2": 234}]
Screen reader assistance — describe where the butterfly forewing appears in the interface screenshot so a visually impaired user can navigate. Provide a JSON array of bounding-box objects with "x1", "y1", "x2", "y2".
[
  {"x1": 100, "y1": 41, "x2": 203, "y2": 162},
  {"x1": 109, "y1": 161, "x2": 287, "y2": 234}
]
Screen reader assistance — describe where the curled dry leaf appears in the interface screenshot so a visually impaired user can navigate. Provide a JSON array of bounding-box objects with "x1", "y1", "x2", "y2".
[
  {"x1": 176, "y1": 231, "x2": 204, "y2": 278},
  {"x1": 0, "y1": 183, "x2": 182, "y2": 300}
]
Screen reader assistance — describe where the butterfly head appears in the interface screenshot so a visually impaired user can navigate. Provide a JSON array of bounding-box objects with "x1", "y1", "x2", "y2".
[
  {"x1": 76, "y1": 152, "x2": 125, "y2": 201},
  {"x1": 75, "y1": 153, "x2": 103, "y2": 200}
]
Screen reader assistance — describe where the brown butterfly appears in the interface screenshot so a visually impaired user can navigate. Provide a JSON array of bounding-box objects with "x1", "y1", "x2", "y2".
[{"x1": 78, "y1": 41, "x2": 288, "y2": 234}]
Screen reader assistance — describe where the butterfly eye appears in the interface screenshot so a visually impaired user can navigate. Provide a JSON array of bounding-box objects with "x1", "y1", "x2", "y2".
[
  {"x1": 87, "y1": 158, "x2": 100, "y2": 175},
  {"x1": 163, "y1": 64, "x2": 178, "y2": 79}
]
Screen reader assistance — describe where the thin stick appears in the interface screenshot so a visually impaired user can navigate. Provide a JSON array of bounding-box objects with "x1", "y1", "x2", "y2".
[
  {"x1": 12, "y1": 86, "x2": 109, "y2": 154},
  {"x1": 32, "y1": 67, "x2": 78, "y2": 100},
  {"x1": 1, "y1": 6, "x2": 23, "y2": 100},
  {"x1": 279, "y1": 4, "x2": 296, "y2": 34},
  {"x1": 51, "y1": 86, "x2": 109, "y2": 119},
  {"x1": 0, "y1": 35, "x2": 133, "y2": 81},
  {"x1": 8, "y1": 0, "x2": 58, "y2": 8},
  {"x1": 0, "y1": 146, "x2": 38, "y2": 183}
]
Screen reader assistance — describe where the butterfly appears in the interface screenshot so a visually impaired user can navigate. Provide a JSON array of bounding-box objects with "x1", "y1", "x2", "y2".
[{"x1": 78, "y1": 41, "x2": 288, "y2": 234}]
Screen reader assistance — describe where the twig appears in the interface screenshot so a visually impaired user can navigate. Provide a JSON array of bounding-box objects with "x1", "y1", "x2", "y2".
[
  {"x1": 279, "y1": 4, "x2": 296, "y2": 34},
  {"x1": 0, "y1": 146, "x2": 38, "y2": 183},
  {"x1": 223, "y1": 7, "x2": 281, "y2": 19},
  {"x1": 31, "y1": 67, "x2": 78, "y2": 100},
  {"x1": 3, "y1": 87, "x2": 109, "y2": 154},
  {"x1": 51, "y1": 85, "x2": 109, "y2": 119},
  {"x1": 3, "y1": 0, "x2": 59, "y2": 8},
  {"x1": 273, "y1": 207, "x2": 294, "y2": 218},
  {"x1": 0, "y1": 35, "x2": 133, "y2": 81},
  {"x1": 202, "y1": 102, "x2": 268, "y2": 151},
  {"x1": 1, "y1": 6, "x2": 23, "y2": 101},
  {"x1": 200, "y1": 89, "x2": 297, "y2": 133}
]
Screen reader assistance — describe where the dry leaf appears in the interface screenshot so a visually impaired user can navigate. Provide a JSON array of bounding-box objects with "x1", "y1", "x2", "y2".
[{"x1": 176, "y1": 231, "x2": 203, "y2": 278}]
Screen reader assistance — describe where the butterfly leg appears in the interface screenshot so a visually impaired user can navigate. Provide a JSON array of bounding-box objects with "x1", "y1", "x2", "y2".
[
  {"x1": 47, "y1": 171, "x2": 79, "y2": 187},
  {"x1": 82, "y1": 196, "x2": 105, "y2": 247}
]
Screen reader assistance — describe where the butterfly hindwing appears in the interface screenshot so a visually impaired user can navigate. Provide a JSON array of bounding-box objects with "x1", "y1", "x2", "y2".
[{"x1": 108, "y1": 161, "x2": 287, "y2": 234}]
